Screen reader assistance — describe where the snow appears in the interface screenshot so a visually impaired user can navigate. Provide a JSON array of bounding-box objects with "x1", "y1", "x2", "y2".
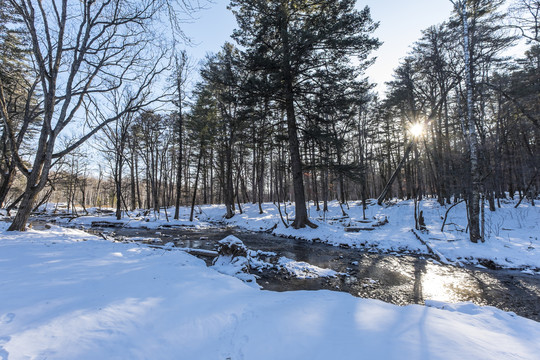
[
  {"x1": 277, "y1": 257, "x2": 341, "y2": 279},
  {"x1": 211, "y1": 236, "x2": 258, "y2": 287},
  {"x1": 210, "y1": 236, "x2": 339, "y2": 282},
  {"x1": 60, "y1": 198, "x2": 540, "y2": 271},
  {"x1": 1, "y1": 225, "x2": 539, "y2": 359},
  {"x1": 211, "y1": 252, "x2": 258, "y2": 286},
  {"x1": 218, "y1": 234, "x2": 246, "y2": 247},
  {"x1": 201, "y1": 199, "x2": 540, "y2": 271}
]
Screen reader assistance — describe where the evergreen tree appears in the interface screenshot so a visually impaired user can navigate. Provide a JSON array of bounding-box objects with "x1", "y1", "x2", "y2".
[
  {"x1": 200, "y1": 43, "x2": 247, "y2": 218},
  {"x1": 229, "y1": 0, "x2": 380, "y2": 228},
  {"x1": 0, "y1": 0, "x2": 37, "y2": 207},
  {"x1": 186, "y1": 82, "x2": 219, "y2": 221},
  {"x1": 172, "y1": 50, "x2": 191, "y2": 219}
]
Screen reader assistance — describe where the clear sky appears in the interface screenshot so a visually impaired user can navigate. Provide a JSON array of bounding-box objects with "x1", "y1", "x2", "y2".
[{"x1": 181, "y1": 0, "x2": 455, "y2": 95}]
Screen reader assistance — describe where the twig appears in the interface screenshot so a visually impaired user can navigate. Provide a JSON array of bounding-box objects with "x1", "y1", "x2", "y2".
[
  {"x1": 275, "y1": 202, "x2": 289, "y2": 228},
  {"x1": 515, "y1": 171, "x2": 538, "y2": 208},
  {"x1": 441, "y1": 200, "x2": 465, "y2": 232}
]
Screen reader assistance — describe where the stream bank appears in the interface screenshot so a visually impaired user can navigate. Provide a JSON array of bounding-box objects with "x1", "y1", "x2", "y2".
[{"x1": 77, "y1": 223, "x2": 540, "y2": 322}]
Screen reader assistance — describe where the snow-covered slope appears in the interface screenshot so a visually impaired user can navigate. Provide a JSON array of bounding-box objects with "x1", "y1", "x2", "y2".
[{"x1": 1, "y1": 224, "x2": 539, "y2": 359}]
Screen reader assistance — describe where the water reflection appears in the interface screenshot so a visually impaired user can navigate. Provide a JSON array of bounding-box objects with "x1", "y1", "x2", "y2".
[
  {"x1": 62, "y1": 223, "x2": 540, "y2": 321},
  {"x1": 421, "y1": 269, "x2": 460, "y2": 302}
]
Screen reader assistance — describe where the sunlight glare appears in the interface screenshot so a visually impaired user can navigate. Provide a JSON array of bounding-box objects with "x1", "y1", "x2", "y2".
[
  {"x1": 421, "y1": 272, "x2": 453, "y2": 302},
  {"x1": 409, "y1": 122, "x2": 424, "y2": 138}
]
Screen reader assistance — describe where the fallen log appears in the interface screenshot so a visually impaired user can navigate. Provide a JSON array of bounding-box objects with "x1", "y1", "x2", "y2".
[
  {"x1": 176, "y1": 247, "x2": 218, "y2": 258},
  {"x1": 344, "y1": 227, "x2": 375, "y2": 232},
  {"x1": 91, "y1": 221, "x2": 124, "y2": 228},
  {"x1": 411, "y1": 229, "x2": 448, "y2": 264}
]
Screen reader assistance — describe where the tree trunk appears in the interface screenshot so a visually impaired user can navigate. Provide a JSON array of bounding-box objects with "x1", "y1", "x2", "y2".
[
  {"x1": 8, "y1": 113, "x2": 56, "y2": 231},
  {"x1": 279, "y1": 3, "x2": 315, "y2": 229},
  {"x1": 0, "y1": 166, "x2": 16, "y2": 208},
  {"x1": 135, "y1": 154, "x2": 142, "y2": 209},
  {"x1": 8, "y1": 189, "x2": 39, "y2": 231},
  {"x1": 8, "y1": 156, "x2": 50, "y2": 231},
  {"x1": 174, "y1": 112, "x2": 183, "y2": 219},
  {"x1": 378, "y1": 141, "x2": 414, "y2": 205},
  {"x1": 224, "y1": 142, "x2": 235, "y2": 219},
  {"x1": 310, "y1": 142, "x2": 320, "y2": 211},
  {"x1": 189, "y1": 147, "x2": 203, "y2": 222},
  {"x1": 115, "y1": 162, "x2": 123, "y2": 220},
  {"x1": 459, "y1": 0, "x2": 482, "y2": 243},
  {"x1": 257, "y1": 146, "x2": 265, "y2": 214},
  {"x1": 129, "y1": 147, "x2": 136, "y2": 210}
]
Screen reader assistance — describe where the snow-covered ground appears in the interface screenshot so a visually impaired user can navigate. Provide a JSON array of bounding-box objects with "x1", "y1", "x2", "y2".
[
  {"x1": 1, "y1": 223, "x2": 539, "y2": 359},
  {"x1": 57, "y1": 198, "x2": 540, "y2": 271}
]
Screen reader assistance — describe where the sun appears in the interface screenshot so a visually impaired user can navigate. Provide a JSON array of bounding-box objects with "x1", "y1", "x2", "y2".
[{"x1": 409, "y1": 122, "x2": 424, "y2": 138}]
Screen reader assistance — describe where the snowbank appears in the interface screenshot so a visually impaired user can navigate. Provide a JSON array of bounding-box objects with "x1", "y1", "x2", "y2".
[
  {"x1": 1, "y1": 226, "x2": 539, "y2": 359},
  {"x1": 33, "y1": 198, "x2": 540, "y2": 270},
  {"x1": 197, "y1": 199, "x2": 540, "y2": 270}
]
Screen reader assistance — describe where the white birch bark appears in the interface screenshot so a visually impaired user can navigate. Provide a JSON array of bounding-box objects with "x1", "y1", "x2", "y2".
[{"x1": 452, "y1": 0, "x2": 482, "y2": 242}]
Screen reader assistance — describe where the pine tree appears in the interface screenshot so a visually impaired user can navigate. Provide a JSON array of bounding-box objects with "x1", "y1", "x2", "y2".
[
  {"x1": 173, "y1": 50, "x2": 191, "y2": 220},
  {"x1": 186, "y1": 83, "x2": 219, "y2": 221},
  {"x1": 200, "y1": 43, "x2": 247, "y2": 218},
  {"x1": 229, "y1": 0, "x2": 380, "y2": 228},
  {"x1": 0, "y1": 0, "x2": 35, "y2": 207}
]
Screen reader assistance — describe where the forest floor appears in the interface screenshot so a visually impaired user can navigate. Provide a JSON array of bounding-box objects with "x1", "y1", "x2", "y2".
[
  {"x1": 50, "y1": 197, "x2": 540, "y2": 271},
  {"x1": 1, "y1": 198, "x2": 539, "y2": 359}
]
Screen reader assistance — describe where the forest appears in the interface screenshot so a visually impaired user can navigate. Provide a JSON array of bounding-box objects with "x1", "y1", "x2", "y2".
[
  {"x1": 0, "y1": 0, "x2": 538, "y2": 243},
  {"x1": 2, "y1": 1, "x2": 540, "y2": 358}
]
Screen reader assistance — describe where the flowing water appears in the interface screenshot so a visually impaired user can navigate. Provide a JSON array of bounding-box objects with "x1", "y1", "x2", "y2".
[{"x1": 83, "y1": 224, "x2": 540, "y2": 322}]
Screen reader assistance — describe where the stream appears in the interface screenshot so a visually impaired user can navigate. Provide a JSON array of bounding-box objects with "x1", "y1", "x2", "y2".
[{"x1": 76, "y1": 223, "x2": 540, "y2": 322}]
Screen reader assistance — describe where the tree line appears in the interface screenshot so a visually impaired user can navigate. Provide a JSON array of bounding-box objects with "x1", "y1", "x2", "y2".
[{"x1": 1, "y1": 0, "x2": 539, "y2": 244}]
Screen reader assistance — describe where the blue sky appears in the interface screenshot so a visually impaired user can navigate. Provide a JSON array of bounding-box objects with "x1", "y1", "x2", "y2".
[{"x1": 180, "y1": 0, "x2": 455, "y2": 94}]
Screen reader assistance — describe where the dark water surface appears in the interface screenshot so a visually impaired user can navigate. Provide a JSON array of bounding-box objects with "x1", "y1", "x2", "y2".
[{"x1": 82, "y1": 224, "x2": 540, "y2": 322}]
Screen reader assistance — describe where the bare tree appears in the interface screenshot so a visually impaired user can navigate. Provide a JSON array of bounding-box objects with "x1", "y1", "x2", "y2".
[
  {"x1": 2, "y1": 0, "x2": 172, "y2": 231},
  {"x1": 509, "y1": 0, "x2": 540, "y2": 43},
  {"x1": 451, "y1": 0, "x2": 483, "y2": 243},
  {"x1": 94, "y1": 89, "x2": 137, "y2": 220}
]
